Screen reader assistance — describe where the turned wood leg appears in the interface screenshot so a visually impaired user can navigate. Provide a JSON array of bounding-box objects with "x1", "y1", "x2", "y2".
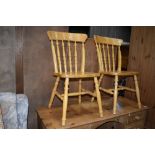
[
  {"x1": 78, "y1": 79, "x2": 82, "y2": 104},
  {"x1": 48, "y1": 77, "x2": 60, "y2": 108},
  {"x1": 134, "y1": 75, "x2": 142, "y2": 109},
  {"x1": 113, "y1": 75, "x2": 118, "y2": 114},
  {"x1": 91, "y1": 74, "x2": 103, "y2": 102},
  {"x1": 94, "y1": 77, "x2": 103, "y2": 117},
  {"x1": 62, "y1": 77, "x2": 69, "y2": 126}
]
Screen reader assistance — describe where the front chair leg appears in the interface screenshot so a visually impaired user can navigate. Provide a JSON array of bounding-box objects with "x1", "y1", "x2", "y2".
[
  {"x1": 91, "y1": 74, "x2": 103, "y2": 102},
  {"x1": 134, "y1": 75, "x2": 142, "y2": 109},
  {"x1": 62, "y1": 77, "x2": 69, "y2": 126},
  {"x1": 94, "y1": 77, "x2": 103, "y2": 117},
  {"x1": 113, "y1": 75, "x2": 118, "y2": 114},
  {"x1": 78, "y1": 79, "x2": 82, "y2": 104},
  {"x1": 48, "y1": 77, "x2": 60, "y2": 108}
]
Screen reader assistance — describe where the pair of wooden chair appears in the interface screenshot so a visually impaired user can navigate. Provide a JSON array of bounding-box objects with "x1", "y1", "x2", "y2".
[{"x1": 47, "y1": 31, "x2": 141, "y2": 126}]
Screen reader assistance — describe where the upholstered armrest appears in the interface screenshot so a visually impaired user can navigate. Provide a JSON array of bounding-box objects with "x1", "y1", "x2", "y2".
[
  {"x1": 16, "y1": 94, "x2": 29, "y2": 129},
  {"x1": 0, "y1": 92, "x2": 28, "y2": 129},
  {"x1": 0, "y1": 93, "x2": 18, "y2": 128},
  {"x1": 0, "y1": 105, "x2": 4, "y2": 129}
]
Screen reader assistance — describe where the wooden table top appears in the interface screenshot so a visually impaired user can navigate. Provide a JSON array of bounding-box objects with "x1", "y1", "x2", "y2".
[{"x1": 36, "y1": 97, "x2": 148, "y2": 129}]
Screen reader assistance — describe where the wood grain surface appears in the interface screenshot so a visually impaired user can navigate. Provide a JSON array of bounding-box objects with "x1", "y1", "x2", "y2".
[
  {"x1": 36, "y1": 97, "x2": 148, "y2": 129},
  {"x1": 127, "y1": 27, "x2": 155, "y2": 128}
]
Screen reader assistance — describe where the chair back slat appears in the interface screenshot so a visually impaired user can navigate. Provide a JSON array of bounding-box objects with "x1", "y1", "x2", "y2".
[
  {"x1": 74, "y1": 41, "x2": 78, "y2": 73},
  {"x1": 107, "y1": 44, "x2": 111, "y2": 71},
  {"x1": 112, "y1": 45, "x2": 115, "y2": 72},
  {"x1": 81, "y1": 43, "x2": 85, "y2": 73},
  {"x1": 118, "y1": 46, "x2": 122, "y2": 72},
  {"x1": 62, "y1": 40, "x2": 67, "y2": 73},
  {"x1": 94, "y1": 35, "x2": 123, "y2": 73},
  {"x1": 68, "y1": 41, "x2": 72, "y2": 73},
  {"x1": 98, "y1": 43, "x2": 103, "y2": 71},
  {"x1": 95, "y1": 42, "x2": 102, "y2": 72},
  {"x1": 51, "y1": 40, "x2": 58, "y2": 73},
  {"x1": 47, "y1": 31, "x2": 88, "y2": 74},
  {"x1": 102, "y1": 44, "x2": 108, "y2": 72},
  {"x1": 56, "y1": 39, "x2": 62, "y2": 73}
]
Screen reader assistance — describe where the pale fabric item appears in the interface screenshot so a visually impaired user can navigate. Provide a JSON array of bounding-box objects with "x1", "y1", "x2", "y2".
[
  {"x1": 0, "y1": 92, "x2": 28, "y2": 129},
  {"x1": 16, "y1": 94, "x2": 28, "y2": 129},
  {"x1": 0, "y1": 107, "x2": 4, "y2": 128}
]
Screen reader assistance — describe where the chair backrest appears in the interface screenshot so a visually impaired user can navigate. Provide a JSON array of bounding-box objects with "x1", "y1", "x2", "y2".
[
  {"x1": 94, "y1": 35, "x2": 123, "y2": 72},
  {"x1": 47, "y1": 31, "x2": 88, "y2": 74}
]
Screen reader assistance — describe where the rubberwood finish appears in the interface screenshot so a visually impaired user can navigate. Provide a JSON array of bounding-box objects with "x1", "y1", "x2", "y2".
[
  {"x1": 94, "y1": 35, "x2": 142, "y2": 114},
  {"x1": 36, "y1": 97, "x2": 148, "y2": 129},
  {"x1": 47, "y1": 31, "x2": 103, "y2": 126}
]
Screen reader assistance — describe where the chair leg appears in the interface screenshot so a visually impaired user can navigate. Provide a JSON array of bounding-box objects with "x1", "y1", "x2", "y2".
[
  {"x1": 134, "y1": 75, "x2": 142, "y2": 109},
  {"x1": 62, "y1": 77, "x2": 69, "y2": 126},
  {"x1": 94, "y1": 77, "x2": 103, "y2": 117},
  {"x1": 48, "y1": 77, "x2": 60, "y2": 108},
  {"x1": 113, "y1": 75, "x2": 118, "y2": 114},
  {"x1": 78, "y1": 79, "x2": 82, "y2": 104},
  {"x1": 91, "y1": 74, "x2": 104, "y2": 102}
]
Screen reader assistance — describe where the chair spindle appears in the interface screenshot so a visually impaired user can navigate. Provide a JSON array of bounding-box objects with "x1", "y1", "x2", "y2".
[
  {"x1": 51, "y1": 40, "x2": 58, "y2": 73},
  {"x1": 98, "y1": 43, "x2": 103, "y2": 72},
  {"x1": 102, "y1": 44, "x2": 108, "y2": 72},
  {"x1": 56, "y1": 39, "x2": 62, "y2": 73},
  {"x1": 74, "y1": 41, "x2": 78, "y2": 73},
  {"x1": 68, "y1": 41, "x2": 72, "y2": 73},
  {"x1": 117, "y1": 46, "x2": 121, "y2": 72},
  {"x1": 62, "y1": 40, "x2": 67, "y2": 73},
  {"x1": 112, "y1": 45, "x2": 115, "y2": 72},
  {"x1": 96, "y1": 43, "x2": 102, "y2": 72},
  {"x1": 107, "y1": 44, "x2": 111, "y2": 72},
  {"x1": 81, "y1": 42, "x2": 85, "y2": 73}
]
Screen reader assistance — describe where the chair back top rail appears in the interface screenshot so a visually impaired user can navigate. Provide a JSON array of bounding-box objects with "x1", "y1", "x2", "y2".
[
  {"x1": 94, "y1": 35, "x2": 123, "y2": 46},
  {"x1": 47, "y1": 31, "x2": 87, "y2": 42}
]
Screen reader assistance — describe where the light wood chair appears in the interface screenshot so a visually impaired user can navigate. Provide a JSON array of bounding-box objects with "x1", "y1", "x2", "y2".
[
  {"x1": 47, "y1": 31, "x2": 103, "y2": 126},
  {"x1": 92, "y1": 35, "x2": 142, "y2": 114}
]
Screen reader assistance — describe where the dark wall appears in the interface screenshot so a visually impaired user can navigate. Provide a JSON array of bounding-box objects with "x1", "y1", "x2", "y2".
[
  {"x1": 0, "y1": 27, "x2": 16, "y2": 92},
  {"x1": 22, "y1": 27, "x2": 69, "y2": 128},
  {"x1": 90, "y1": 26, "x2": 131, "y2": 42},
  {"x1": 0, "y1": 26, "x2": 69, "y2": 128}
]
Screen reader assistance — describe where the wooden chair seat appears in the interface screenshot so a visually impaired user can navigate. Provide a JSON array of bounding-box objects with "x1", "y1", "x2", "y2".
[
  {"x1": 54, "y1": 72, "x2": 100, "y2": 78},
  {"x1": 101, "y1": 71, "x2": 139, "y2": 76}
]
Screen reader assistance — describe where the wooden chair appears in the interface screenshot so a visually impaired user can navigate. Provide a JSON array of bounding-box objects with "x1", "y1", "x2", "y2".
[
  {"x1": 92, "y1": 35, "x2": 142, "y2": 114},
  {"x1": 47, "y1": 31, "x2": 103, "y2": 126}
]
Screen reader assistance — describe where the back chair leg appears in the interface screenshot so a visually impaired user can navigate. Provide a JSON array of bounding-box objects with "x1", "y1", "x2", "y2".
[
  {"x1": 113, "y1": 75, "x2": 118, "y2": 114},
  {"x1": 48, "y1": 77, "x2": 60, "y2": 108},
  {"x1": 134, "y1": 75, "x2": 142, "y2": 109},
  {"x1": 91, "y1": 74, "x2": 104, "y2": 102},
  {"x1": 62, "y1": 77, "x2": 69, "y2": 126},
  {"x1": 94, "y1": 77, "x2": 103, "y2": 117},
  {"x1": 78, "y1": 79, "x2": 82, "y2": 104}
]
